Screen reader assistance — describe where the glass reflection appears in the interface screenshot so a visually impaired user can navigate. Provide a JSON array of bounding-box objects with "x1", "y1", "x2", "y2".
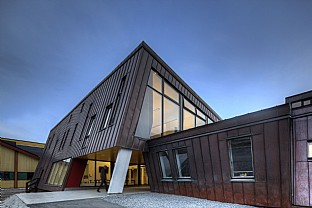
[
  {"x1": 196, "y1": 116, "x2": 205, "y2": 127},
  {"x1": 164, "y1": 82, "x2": 179, "y2": 103},
  {"x1": 148, "y1": 70, "x2": 162, "y2": 92},
  {"x1": 163, "y1": 97, "x2": 180, "y2": 136},
  {"x1": 183, "y1": 109, "x2": 195, "y2": 130}
]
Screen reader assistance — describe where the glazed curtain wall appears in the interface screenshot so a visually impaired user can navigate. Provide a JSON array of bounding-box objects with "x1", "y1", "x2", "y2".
[
  {"x1": 135, "y1": 70, "x2": 210, "y2": 140},
  {"x1": 47, "y1": 158, "x2": 71, "y2": 186}
]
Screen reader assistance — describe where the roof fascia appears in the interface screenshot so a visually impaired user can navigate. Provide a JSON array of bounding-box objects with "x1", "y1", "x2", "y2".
[
  {"x1": 0, "y1": 140, "x2": 40, "y2": 160},
  {"x1": 140, "y1": 42, "x2": 222, "y2": 120}
]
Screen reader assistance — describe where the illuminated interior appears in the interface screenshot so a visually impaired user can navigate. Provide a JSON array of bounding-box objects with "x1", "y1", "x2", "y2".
[{"x1": 135, "y1": 70, "x2": 211, "y2": 140}]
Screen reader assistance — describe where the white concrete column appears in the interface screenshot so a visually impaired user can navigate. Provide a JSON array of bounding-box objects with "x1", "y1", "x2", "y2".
[{"x1": 108, "y1": 148, "x2": 132, "y2": 194}]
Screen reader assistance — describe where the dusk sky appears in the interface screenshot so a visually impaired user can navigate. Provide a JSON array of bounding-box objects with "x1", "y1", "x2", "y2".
[{"x1": 1, "y1": 0, "x2": 311, "y2": 143}]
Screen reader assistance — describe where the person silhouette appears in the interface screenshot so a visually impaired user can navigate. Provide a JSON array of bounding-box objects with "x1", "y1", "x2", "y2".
[{"x1": 97, "y1": 166, "x2": 108, "y2": 192}]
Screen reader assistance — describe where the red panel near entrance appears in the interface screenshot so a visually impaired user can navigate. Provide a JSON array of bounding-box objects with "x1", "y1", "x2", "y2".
[{"x1": 65, "y1": 158, "x2": 87, "y2": 188}]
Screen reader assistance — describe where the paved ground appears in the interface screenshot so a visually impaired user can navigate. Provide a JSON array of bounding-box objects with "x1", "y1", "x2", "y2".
[
  {"x1": 0, "y1": 188, "x2": 25, "y2": 201},
  {"x1": 28, "y1": 198, "x2": 124, "y2": 208},
  {"x1": 17, "y1": 189, "x2": 104, "y2": 205},
  {"x1": 2, "y1": 187, "x2": 254, "y2": 208}
]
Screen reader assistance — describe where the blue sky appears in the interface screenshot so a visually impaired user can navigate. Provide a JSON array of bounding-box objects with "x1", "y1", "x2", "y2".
[{"x1": 1, "y1": 0, "x2": 311, "y2": 143}]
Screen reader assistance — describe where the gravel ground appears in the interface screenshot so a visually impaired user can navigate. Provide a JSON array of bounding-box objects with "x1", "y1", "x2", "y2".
[
  {"x1": 103, "y1": 192, "x2": 254, "y2": 208},
  {"x1": 2, "y1": 190, "x2": 255, "y2": 208}
]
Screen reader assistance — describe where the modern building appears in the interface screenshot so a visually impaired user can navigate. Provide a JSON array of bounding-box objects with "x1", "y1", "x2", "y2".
[
  {"x1": 32, "y1": 42, "x2": 312, "y2": 207},
  {"x1": 0, "y1": 137, "x2": 44, "y2": 188}
]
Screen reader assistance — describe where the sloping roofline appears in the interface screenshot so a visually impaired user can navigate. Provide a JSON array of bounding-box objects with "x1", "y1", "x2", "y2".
[
  {"x1": 50, "y1": 41, "x2": 222, "y2": 131},
  {"x1": 0, "y1": 139, "x2": 40, "y2": 159}
]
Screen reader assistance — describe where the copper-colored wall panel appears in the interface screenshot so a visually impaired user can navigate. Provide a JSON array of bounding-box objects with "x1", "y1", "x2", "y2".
[
  {"x1": 295, "y1": 162, "x2": 309, "y2": 205},
  {"x1": 146, "y1": 105, "x2": 292, "y2": 207}
]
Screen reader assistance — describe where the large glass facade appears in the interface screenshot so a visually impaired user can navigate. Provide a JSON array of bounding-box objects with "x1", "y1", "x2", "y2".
[
  {"x1": 135, "y1": 70, "x2": 212, "y2": 140},
  {"x1": 80, "y1": 160, "x2": 148, "y2": 187},
  {"x1": 47, "y1": 158, "x2": 71, "y2": 186},
  {"x1": 80, "y1": 160, "x2": 111, "y2": 187}
]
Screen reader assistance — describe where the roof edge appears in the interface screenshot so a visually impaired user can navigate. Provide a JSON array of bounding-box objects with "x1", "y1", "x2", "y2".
[
  {"x1": 0, "y1": 140, "x2": 40, "y2": 159},
  {"x1": 140, "y1": 41, "x2": 222, "y2": 120},
  {"x1": 50, "y1": 42, "x2": 146, "y2": 132}
]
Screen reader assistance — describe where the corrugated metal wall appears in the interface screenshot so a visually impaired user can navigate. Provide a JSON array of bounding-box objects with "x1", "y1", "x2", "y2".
[
  {"x1": 35, "y1": 46, "x2": 143, "y2": 191},
  {"x1": 293, "y1": 105, "x2": 312, "y2": 206},
  {"x1": 145, "y1": 105, "x2": 291, "y2": 207},
  {"x1": 34, "y1": 42, "x2": 222, "y2": 191}
]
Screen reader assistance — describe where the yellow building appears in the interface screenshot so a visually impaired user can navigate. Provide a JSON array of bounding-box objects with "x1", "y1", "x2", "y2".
[{"x1": 0, "y1": 137, "x2": 44, "y2": 188}]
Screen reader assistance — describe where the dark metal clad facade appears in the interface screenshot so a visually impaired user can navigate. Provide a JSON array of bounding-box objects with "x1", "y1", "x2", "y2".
[
  {"x1": 293, "y1": 105, "x2": 312, "y2": 206},
  {"x1": 34, "y1": 46, "x2": 143, "y2": 191},
  {"x1": 34, "y1": 42, "x2": 221, "y2": 191},
  {"x1": 145, "y1": 104, "x2": 292, "y2": 207},
  {"x1": 117, "y1": 45, "x2": 221, "y2": 149}
]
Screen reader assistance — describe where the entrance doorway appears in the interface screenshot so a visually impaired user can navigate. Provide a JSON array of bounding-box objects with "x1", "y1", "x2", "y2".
[
  {"x1": 126, "y1": 165, "x2": 148, "y2": 186},
  {"x1": 80, "y1": 160, "x2": 148, "y2": 187},
  {"x1": 78, "y1": 147, "x2": 148, "y2": 188}
]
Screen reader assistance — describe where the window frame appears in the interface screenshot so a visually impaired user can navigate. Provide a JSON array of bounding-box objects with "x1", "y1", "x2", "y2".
[
  {"x1": 158, "y1": 151, "x2": 173, "y2": 179},
  {"x1": 174, "y1": 148, "x2": 191, "y2": 179},
  {"x1": 307, "y1": 140, "x2": 312, "y2": 160},
  {"x1": 109, "y1": 75, "x2": 127, "y2": 125},
  {"x1": 46, "y1": 158, "x2": 72, "y2": 186},
  {"x1": 82, "y1": 114, "x2": 96, "y2": 148},
  {"x1": 100, "y1": 104, "x2": 113, "y2": 130},
  {"x1": 135, "y1": 68, "x2": 213, "y2": 140},
  {"x1": 69, "y1": 123, "x2": 78, "y2": 146},
  {"x1": 228, "y1": 137, "x2": 255, "y2": 181}
]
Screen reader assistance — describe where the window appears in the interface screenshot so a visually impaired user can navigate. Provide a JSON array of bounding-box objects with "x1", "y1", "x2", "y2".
[
  {"x1": 183, "y1": 109, "x2": 195, "y2": 130},
  {"x1": 80, "y1": 103, "x2": 85, "y2": 113},
  {"x1": 159, "y1": 151, "x2": 172, "y2": 178},
  {"x1": 48, "y1": 133, "x2": 55, "y2": 149},
  {"x1": 59, "y1": 131, "x2": 66, "y2": 150},
  {"x1": 164, "y1": 82, "x2": 179, "y2": 103},
  {"x1": 207, "y1": 118, "x2": 213, "y2": 124},
  {"x1": 18, "y1": 172, "x2": 34, "y2": 180},
  {"x1": 197, "y1": 109, "x2": 205, "y2": 119},
  {"x1": 47, "y1": 158, "x2": 71, "y2": 186},
  {"x1": 82, "y1": 115, "x2": 96, "y2": 147},
  {"x1": 134, "y1": 88, "x2": 162, "y2": 139},
  {"x1": 100, "y1": 104, "x2": 112, "y2": 130},
  {"x1": 0, "y1": 172, "x2": 15, "y2": 180},
  {"x1": 196, "y1": 116, "x2": 205, "y2": 127},
  {"x1": 134, "y1": 69, "x2": 211, "y2": 140},
  {"x1": 59, "y1": 129, "x2": 70, "y2": 150},
  {"x1": 304, "y1": 100, "x2": 311, "y2": 106},
  {"x1": 79, "y1": 103, "x2": 93, "y2": 141},
  {"x1": 228, "y1": 137, "x2": 254, "y2": 179},
  {"x1": 308, "y1": 141, "x2": 312, "y2": 159},
  {"x1": 175, "y1": 148, "x2": 190, "y2": 178},
  {"x1": 163, "y1": 97, "x2": 180, "y2": 136},
  {"x1": 196, "y1": 109, "x2": 206, "y2": 127},
  {"x1": 69, "y1": 123, "x2": 78, "y2": 146},
  {"x1": 68, "y1": 114, "x2": 72, "y2": 123},
  {"x1": 148, "y1": 70, "x2": 162, "y2": 92},
  {"x1": 291, "y1": 101, "x2": 302, "y2": 108},
  {"x1": 184, "y1": 98, "x2": 195, "y2": 113},
  {"x1": 109, "y1": 76, "x2": 127, "y2": 125},
  {"x1": 85, "y1": 115, "x2": 96, "y2": 137}
]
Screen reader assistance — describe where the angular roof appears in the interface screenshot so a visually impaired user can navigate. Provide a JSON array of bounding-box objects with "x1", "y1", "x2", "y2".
[{"x1": 0, "y1": 137, "x2": 44, "y2": 158}]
